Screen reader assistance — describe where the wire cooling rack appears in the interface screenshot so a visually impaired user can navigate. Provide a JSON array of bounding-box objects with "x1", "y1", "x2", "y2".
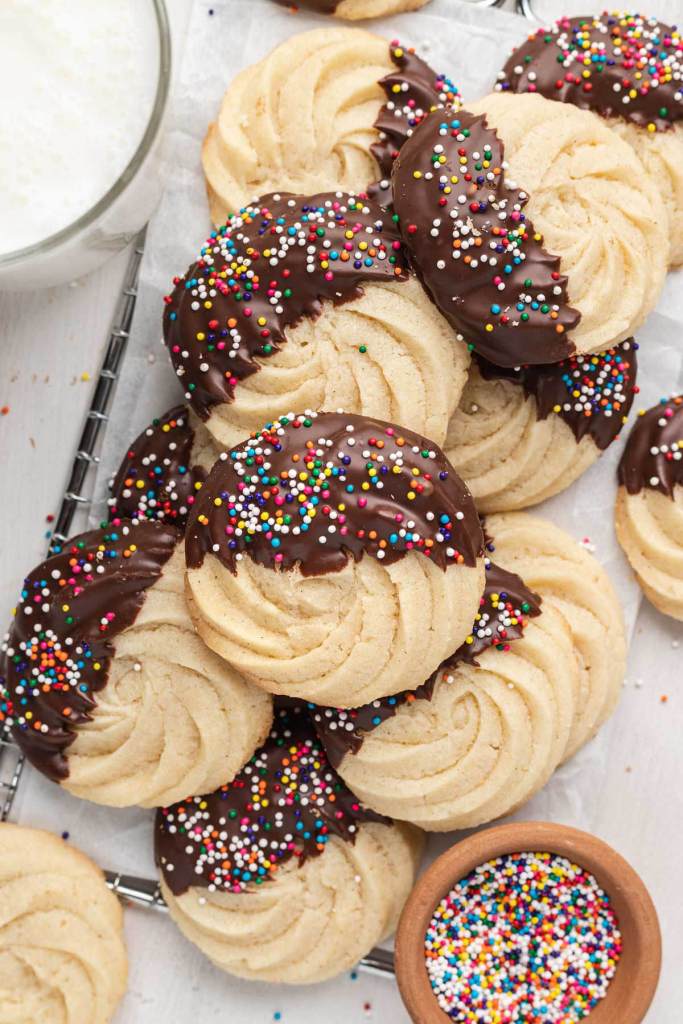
[
  {"x1": 0, "y1": 0, "x2": 538, "y2": 975},
  {"x1": 0, "y1": 234, "x2": 174, "y2": 905}
]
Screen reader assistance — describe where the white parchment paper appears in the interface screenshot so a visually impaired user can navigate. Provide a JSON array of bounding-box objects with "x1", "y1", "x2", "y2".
[{"x1": 12, "y1": 2, "x2": 683, "y2": 1021}]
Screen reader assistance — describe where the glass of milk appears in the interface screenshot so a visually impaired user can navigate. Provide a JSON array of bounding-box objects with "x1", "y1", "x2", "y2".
[{"x1": 0, "y1": 0, "x2": 171, "y2": 290}]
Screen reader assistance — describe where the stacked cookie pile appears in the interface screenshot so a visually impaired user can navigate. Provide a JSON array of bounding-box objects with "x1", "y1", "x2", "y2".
[{"x1": 1, "y1": 9, "x2": 681, "y2": 1001}]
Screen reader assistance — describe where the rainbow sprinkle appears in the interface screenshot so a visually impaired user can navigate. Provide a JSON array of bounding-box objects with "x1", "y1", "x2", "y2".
[
  {"x1": 186, "y1": 411, "x2": 482, "y2": 575},
  {"x1": 156, "y1": 704, "x2": 383, "y2": 895},
  {"x1": 425, "y1": 851, "x2": 622, "y2": 1023},
  {"x1": 497, "y1": 12, "x2": 682, "y2": 133}
]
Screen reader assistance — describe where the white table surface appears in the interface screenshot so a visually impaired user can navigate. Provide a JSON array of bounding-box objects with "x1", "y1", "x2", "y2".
[{"x1": 0, "y1": 2, "x2": 681, "y2": 1022}]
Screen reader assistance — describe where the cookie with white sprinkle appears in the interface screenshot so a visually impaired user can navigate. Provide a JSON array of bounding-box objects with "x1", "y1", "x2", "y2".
[
  {"x1": 184, "y1": 410, "x2": 486, "y2": 707},
  {"x1": 156, "y1": 702, "x2": 422, "y2": 984},
  {"x1": 445, "y1": 340, "x2": 639, "y2": 512},
  {"x1": 615, "y1": 395, "x2": 683, "y2": 620},
  {"x1": 310, "y1": 558, "x2": 581, "y2": 830},
  {"x1": 163, "y1": 191, "x2": 469, "y2": 450},
  {"x1": 496, "y1": 12, "x2": 683, "y2": 267},
  {"x1": 392, "y1": 93, "x2": 667, "y2": 364},
  {"x1": 0, "y1": 520, "x2": 272, "y2": 807},
  {"x1": 108, "y1": 405, "x2": 219, "y2": 529}
]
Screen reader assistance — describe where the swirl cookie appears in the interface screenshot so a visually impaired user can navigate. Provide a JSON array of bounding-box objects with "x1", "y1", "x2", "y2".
[
  {"x1": 273, "y1": 0, "x2": 431, "y2": 17},
  {"x1": 163, "y1": 192, "x2": 469, "y2": 450},
  {"x1": 185, "y1": 411, "x2": 485, "y2": 707},
  {"x1": 0, "y1": 521, "x2": 272, "y2": 807},
  {"x1": 108, "y1": 405, "x2": 219, "y2": 528},
  {"x1": 311, "y1": 562, "x2": 579, "y2": 830},
  {"x1": 156, "y1": 703, "x2": 422, "y2": 984},
  {"x1": 392, "y1": 95, "x2": 668, "y2": 366},
  {"x1": 202, "y1": 33, "x2": 460, "y2": 221},
  {"x1": 0, "y1": 823, "x2": 127, "y2": 1024},
  {"x1": 485, "y1": 512, "x2": 627, "y2": 758},
  {"x1": 615, "y1": 395, "x2": 683, "y2": 620},
  {"x1": 446, "y1": 341, "x2": 639, "y2": 512},
  {"x1": 497, "y1": 13, "x2": 683, "y2": 267}
]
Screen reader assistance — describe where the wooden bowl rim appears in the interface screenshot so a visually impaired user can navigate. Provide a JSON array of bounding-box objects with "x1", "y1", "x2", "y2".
[{"x1": 395, "y1": 821, "x2": 661, "y2": 1024}]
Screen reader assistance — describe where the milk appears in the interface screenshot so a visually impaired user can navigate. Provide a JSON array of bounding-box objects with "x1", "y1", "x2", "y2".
[{"x1": 0, "y1": 0, "x2": 160, "y2": 256}]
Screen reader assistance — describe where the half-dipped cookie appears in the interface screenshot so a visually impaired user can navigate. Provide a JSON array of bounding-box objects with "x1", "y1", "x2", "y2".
[
  {"x1": 107, "y1": 405, "x2": 219, "y2": 528},
  {"x1": 0, "y1": 521, "x2": 272, "y2": 807},
  {"x1": 392, "y1": 95, "x2": 667, "y2": 364},
  {"x1": 271, "y1": 0, "x2": 431, "y2": 18},
  {"x1": 311, "y1": 514, "x2": 627, "y2": 830},
  {"x1": 310, "y1": 560, "x2": 579, "y2": 830},
  {"x1": 184, "y1": 410, "x2": 486, "y2": 707},
  {"x1": 445, "y1": 341, "x2": 639, "y2": 512},
  {"x1": 202, "y1": 33, "x2": 459, "y2": 221},
  {"x1": 486, "y1": 513, "x2": 627, "y2": 758},
  {"x1": 615, "y1": 394, "x2": 683, "y2": 620},
  {"x1": 163, "y1": 191, "x2": 469, "y2": 449},
  {"x1": 156, "y1": 702, "x2": 422, "y2": 984},
  {"x1": 496, "y1": 12, "x2": 683, "y2": 267}
]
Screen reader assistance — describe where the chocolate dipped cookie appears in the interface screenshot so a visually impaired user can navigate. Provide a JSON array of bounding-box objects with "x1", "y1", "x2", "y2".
[
  {"x1": 497, "y1": 13, "x2": 683, "y2": 267},
  {"x1": 311, "y1": 560, "x2": 580, "y2": 830},
  {"x1": 163, "y1": 192, "x2": 469, "y2": 449},
  {"x1": 445, "y1": 341, "x2": 639, "y2": 512},
  {"x1": 0, "y1": 521, "x2": 272, "y2": 807},
  {"x1": 156, "y1": 702, "x2": 422, "y2": 984},
  {"x1": 615, "y1": 394, "x2": 683, "y2": 620},
  {"x1": 311, "y1": 514, "x2": 627, "y2": 829},
  {"x1": 272, "y1": 0, "x2": 431, "y2": 18},
  {"x1": 202, "y1": 34, "x2": 459, "y2": 222},
  {"x1": 184, "y1": 411, "x2": 486, "y2": 707},
  {"x1": 108, "y1": 405, "x2": 219, "y2": 529},
  {"x1": 392, "y1": 95, "x2": 667, "y2": 365}
]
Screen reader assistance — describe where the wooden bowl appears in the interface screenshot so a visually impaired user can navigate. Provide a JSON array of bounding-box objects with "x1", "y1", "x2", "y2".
[{"x1": 395, "y1": 822, "x2": 661, "y2": 1024}]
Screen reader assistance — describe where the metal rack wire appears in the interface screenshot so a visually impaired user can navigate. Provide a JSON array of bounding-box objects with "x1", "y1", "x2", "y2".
[{"x1": 48, "y1": 233, "x2": 147, "y2": 553}]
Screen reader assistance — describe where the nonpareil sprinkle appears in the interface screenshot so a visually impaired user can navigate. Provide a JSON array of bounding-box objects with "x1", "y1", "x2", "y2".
[{"x1": 425, "y1": 851, "x2": 621, "y2": 1023}]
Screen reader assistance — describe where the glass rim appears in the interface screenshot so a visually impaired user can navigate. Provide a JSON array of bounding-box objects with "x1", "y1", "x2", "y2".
[
  {"x1": 516, "y1": 0, "x2": 551, "y2": 20},
  {"x1": 0, "y1": 0, "x2": 172, "y2": 270}
]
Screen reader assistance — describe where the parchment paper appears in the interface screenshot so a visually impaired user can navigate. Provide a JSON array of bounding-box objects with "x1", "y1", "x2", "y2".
[{"x1": 13, "y1": 2, "x2": 683, "y2": 1021}]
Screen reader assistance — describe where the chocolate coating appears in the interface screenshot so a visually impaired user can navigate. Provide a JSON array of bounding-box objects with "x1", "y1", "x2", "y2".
[
  {"x1": 0, "y1": 522, "x2": 178, "y2": 782},
  {"x1": 311, "y1": 561, "x2": 541, "y2": 767},
  {"x1": 109, "y1": 405, "x2": 207, "y2": 529},
  {"x1": 163, "y1": 193, "x2": 407, "y2": 420},
  {"x1": 273, "y1": 0, "x2": 339, "y2": 10},
  {"x1": 185, "y1": 410, "x2": 484, "y2": 577},
  {"x1": 369, "y1": 43, "x2": 461, "y2": 200},
  {"x1": 497, "y1": 13, "x2": 683, "y2": 132},
  {"x1": 476, "y1": 338, "x2": 639, "y2": 451},
  {"x1": 618, "y1": 394, "x2": 683, "y2": 497},
  {"x1": 155, "y1": 702, "x2": 387, "y2": 896},
  {"x1": 392, "y1": 108, "x2": 580, "y2": 368}
]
